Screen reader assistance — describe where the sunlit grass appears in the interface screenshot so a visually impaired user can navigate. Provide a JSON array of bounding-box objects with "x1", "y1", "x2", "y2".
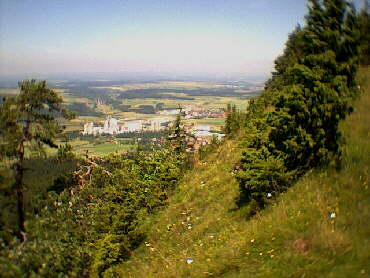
[{"x1": 109, "y1": 67, "x2": 370, "y2": 278}]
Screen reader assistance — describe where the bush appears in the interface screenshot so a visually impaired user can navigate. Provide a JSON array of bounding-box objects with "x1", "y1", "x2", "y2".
[
  {"x1": 0, "y1": 148, "x2": 187, "y2": 276},
  {"x1": 237, "y1": 149, "x2": 294, "y2": 214}
]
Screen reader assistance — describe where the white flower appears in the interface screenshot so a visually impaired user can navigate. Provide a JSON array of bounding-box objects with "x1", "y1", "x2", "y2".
[{"x1": 186, "y1": 258, "x2": 193, "y2": 264}]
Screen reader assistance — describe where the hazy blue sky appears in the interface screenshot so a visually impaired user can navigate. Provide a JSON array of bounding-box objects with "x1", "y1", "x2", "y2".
[{"x1": 0, "y1": 0, "x2": 364, "y2": 78}]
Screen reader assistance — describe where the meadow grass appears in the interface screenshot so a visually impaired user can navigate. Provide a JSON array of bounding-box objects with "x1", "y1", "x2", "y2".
[
  {"x1": 185, "y1": 118, "x2": 226, "y2": 127},
  {"x1": 110, "y1": 67, "x2": 370, "y2": 278}
]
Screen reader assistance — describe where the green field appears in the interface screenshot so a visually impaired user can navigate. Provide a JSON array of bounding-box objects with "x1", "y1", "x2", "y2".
[
  {"x1": 0, "y1": 80, "x2": 253, "y2": 154},
  {"x1": 69, "y1": 138, "x2": 136, "y2": 157}
]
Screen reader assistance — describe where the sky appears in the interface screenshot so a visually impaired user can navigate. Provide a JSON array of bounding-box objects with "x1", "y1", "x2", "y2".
[{"x1": 0, "y1": 0, "x2": 365, "y2": 79}]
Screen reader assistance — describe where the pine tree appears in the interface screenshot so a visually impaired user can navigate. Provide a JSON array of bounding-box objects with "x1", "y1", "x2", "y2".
[
  {"x1": 237, "y1": 0, "x2": 362, "y2": 213},
  {"x1": 0, "y1": 80, "x2": 74, "y2": 243},
  {"x1": 224, "y1": 104, "x2": 233, "y2": 135},
  {"x1": 268, "y1": 0, "x2": 360, "y2": 173},
  {"x1": 167, "y1": 108, "x2": 187, "y2": 153}
]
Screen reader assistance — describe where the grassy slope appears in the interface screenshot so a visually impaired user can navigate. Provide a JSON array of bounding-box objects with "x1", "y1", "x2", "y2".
[{"x1": 110, "y1": 68, "x2": 370, "y2": 278}]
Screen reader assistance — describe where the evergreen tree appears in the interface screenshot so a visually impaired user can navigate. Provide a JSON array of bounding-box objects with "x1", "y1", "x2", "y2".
[
  {"x1": 167, "y1": 109, "x2": 187, "y2": 153},
  {"x1": 268, "y1": 0, "x2": 360, "y2": 173},
  {"x1": 224, "y1": 103, "x2": 233, "y2": 135},
  {"x1": 237, "y1": 0, "x2": 362, "y2": 213},
  {"x1": 0, "y1": 80, "x2": 74, "y2": 243},
  {"x1": 224, "y1": 104, "x2": 246, "y2": 137}
]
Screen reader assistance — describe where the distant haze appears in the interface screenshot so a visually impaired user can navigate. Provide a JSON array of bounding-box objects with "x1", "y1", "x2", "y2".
[{"x1": 0, "y1": 0, "x2": 365, "y2": 79}]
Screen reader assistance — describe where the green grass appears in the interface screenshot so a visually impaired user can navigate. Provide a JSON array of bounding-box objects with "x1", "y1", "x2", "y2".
[
  {"x1": 108, "y1": 67, "x2": 370, "y2": 278},
  {"x1": 40, "y1": 137, "x2": 137, "y2": 158},
  {"x1": 67, "y1": 138, "x2": 136, "y2": 157},
  {"x1": 185, "y1": 118, "x2": 226, "y2": 128}
]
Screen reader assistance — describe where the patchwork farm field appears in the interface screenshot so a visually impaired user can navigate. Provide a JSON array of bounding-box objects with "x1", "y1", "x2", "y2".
[{"x1": 0, "y1": 79, "x2": 262, "y2": 156}]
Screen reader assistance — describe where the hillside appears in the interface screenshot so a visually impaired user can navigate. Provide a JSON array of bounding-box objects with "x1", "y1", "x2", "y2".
[{"x1": 108, "y1": 67, "x2": 370, "y2": 277}]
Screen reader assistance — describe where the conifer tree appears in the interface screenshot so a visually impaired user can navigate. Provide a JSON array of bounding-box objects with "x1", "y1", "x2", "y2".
[
  {"x1": 268, "y1": 0, "x2": 360, "y2": 173},
  {"x1": 237, "y1": 0, "x2": 362, "y2": 213},
  {"x1": 167, "y1": 108, "x2": 187, "y2": 153},
  {"x1": 0, "y1": 80, "x2": 74, "y2": 243}
]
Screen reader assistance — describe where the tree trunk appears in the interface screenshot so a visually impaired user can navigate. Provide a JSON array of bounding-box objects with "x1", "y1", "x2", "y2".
[{"x1": 14, "y1": 141, "x2": 26, "y2": 243}]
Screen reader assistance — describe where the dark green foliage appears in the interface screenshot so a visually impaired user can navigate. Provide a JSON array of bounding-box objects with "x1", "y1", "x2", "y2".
[
  {"x1": 237, "y1": 150, "x2": 293, "y2": 215},
  {"x1": 0, "y1": 148, "x2": 186, "y2": 277},
  {"x1": 224, "y1": 104, "x2": 246, "y2": 137},
  {"x1": 236, "y1": 0, "x2": 363, "y2": 214},
  {"x1": 57, "y1": 143, "x2": 75, "y2": 161},
  {"x1": 130, "y1": 105, "x2": 156, "y2": 114},
  {"x1": 48, "y1": 172, "x2": 77, "y2": 194},
  {"x1": 236, "y1": 98, "x2": 295, "y2": 213},
  {"x1": 68, "y1": 102, "x2": 104, "y2": 116},
  {"x1": 0, "y1": 79, "x2": 74, "y2": 242},
  {"x1": 268, "y1": 0, "x2": 360, "y2": 172},
  {"x1": 167, "y1": 111, "x2": 187, "y2": 153}
]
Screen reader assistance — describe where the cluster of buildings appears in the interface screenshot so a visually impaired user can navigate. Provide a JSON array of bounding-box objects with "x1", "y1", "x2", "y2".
[
  {"x1": 158, "y1": 107, "x2": 226, "y2": 119},
  {"x1": 81, "y1": 105, "x2": 227, "y2": 142},
  {"x1": 82, "y1": 116, "x2": 172, "y2": 136},
  {"x1": 184, "y1": 109, "x2": 226, "y2": 119}
]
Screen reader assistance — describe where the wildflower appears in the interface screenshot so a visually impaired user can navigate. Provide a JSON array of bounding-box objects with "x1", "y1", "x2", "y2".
[
  {"x1": 270, "y1": 255, "x2": 275, "y2": 258},
  {"x1": 250, "y1": 239, "x2": 255, "y2": 243},
  {"x1": 328, "y1": 212, "x2": 336, "y2": 219},
  {"x1": 259, "y1": 252, "x2": 263, "y2": 256},
  {"x1": 188, "y1": 224, "x2": 192, "y2": 230},
  {"x1": 245, "y1": 252, "x2": 250, "y2": 256},
  {"x1": 267, "y1": 192, "x2": 272, "y2": 198},
  {"x1": 186, "y1": 258, "x2": 193, "y2": 264}
]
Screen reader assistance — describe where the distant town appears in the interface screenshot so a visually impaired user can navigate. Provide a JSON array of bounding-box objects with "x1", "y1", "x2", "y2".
[
  {"x1": 82, "y1": 106, "x2": 226, "y2": 139},
  {"x1": 82, "y1": 116, "x2": 172, "y2": 135}
]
